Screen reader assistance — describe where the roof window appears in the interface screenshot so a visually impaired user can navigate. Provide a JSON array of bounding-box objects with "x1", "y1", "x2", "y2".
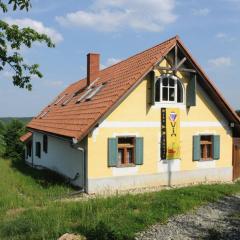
[
  {"x1": 76, "y1": 87, "x2": 93, "y2": 103},
  {"x1": 39, "y1": 111, "x2": 49, "y2": 119},
  {"x1": 54, "y1": 94, "x2": 66, "y2": 105},
  {"x1": 85, "y1": 83, "x2": 105, "y2": 101}
]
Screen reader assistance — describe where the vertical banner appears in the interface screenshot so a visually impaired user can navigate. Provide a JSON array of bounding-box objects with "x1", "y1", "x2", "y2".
[
  {"x1": 161, "y1": 108, "x2": 180, "y2": 160},
  {"x1": 161, "y1": 108, "x2": 167, "y2": 159},
  {"x1": 166, "y1": 108, "x2": 180, "y2": 159}
]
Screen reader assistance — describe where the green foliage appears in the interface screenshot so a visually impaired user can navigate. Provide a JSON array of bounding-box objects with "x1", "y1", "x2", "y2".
[
  {"x1": 0, "y1": 117, "x2": 32, "y2": 125},
  {"x1": 0, "y1": 157, "x2": 240, "y2": 240},
  {"x1": 236, "y1": 110, "x2": 240, "y2": 116},
  {"x1": 0, "y1": 0, "x2": 54, "y2": 90},
  {"x1": 3, "y1": 119, "x2": 25, "y2": 159},
  {"x1": 0, "y1": 120, "x2": 5, "y2": 156}
]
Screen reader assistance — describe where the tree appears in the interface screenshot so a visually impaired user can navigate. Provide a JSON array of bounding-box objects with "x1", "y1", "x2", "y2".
[
  {"x1": 3, "y1": 119, "x2": 25, "y2": 159},
  {"x1": 0, "y1": 0, "x2": 54, "y2": 90},
  {"x1": 0, "y1": 120, "x2": 5, "y2": 135},
  {"x1": 0, "y1": 120, "x2": 6, "y2": 156}
]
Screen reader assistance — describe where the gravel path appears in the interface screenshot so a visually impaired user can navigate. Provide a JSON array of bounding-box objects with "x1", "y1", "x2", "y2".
[{"x1": 135, "y1": 194, "x2": 240, "y2": 240}]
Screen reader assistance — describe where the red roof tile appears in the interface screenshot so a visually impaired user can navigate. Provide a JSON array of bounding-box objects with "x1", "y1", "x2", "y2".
[
  {"x1": 27, "y1": 35, "x2": 240, "y2": 140},
  {"x1": 27, "y1": 36, "x2": 177, "y2": 140},
  {"x1": 20, "y1": 132, "x2": 32, "y2": 142}
]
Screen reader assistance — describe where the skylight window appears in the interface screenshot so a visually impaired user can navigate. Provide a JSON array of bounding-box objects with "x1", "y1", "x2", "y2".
[
  {"x1": 39, "y1": 111, "x2": 49, "y2": 119},
  {"x1": 54, "y1": 94, "x2": 66, "y2": 105},
  {"x1": 62, "y1": 94, "x2": 74, "y2": 106},
  {"x1": 76, "y1": 88, "x2": 93, "y2": 103},
  {"x1": 85, "y1": 84, "x2": 105, "y2": 101}
]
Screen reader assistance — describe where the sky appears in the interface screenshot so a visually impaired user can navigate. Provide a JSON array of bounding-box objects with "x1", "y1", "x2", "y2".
[{"x1": 0, "y1": 0, "x2": 240, "y2": 117}]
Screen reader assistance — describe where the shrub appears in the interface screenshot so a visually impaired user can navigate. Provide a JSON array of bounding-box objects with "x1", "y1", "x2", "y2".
[{"x1": 3, "y1": 119, "x2": 25, "y2": 160}]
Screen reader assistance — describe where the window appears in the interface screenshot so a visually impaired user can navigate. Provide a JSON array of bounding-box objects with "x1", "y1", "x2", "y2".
[
  {"x1": 27, "y1": 141, "x2": 32, "y2": 157},
  {"x1": 117, "y1": 137, "x2": 135, "y2": 166},
  {"x1": 43, "y1": 135, "x2": 48, "y2": 153},
  {"x1": 155, "y1": 75, "x2": 183, "y2": 103},
  {"x1": 200, "y1": 135, "x2": 213, "y2": 160},
  {"x1": 35, "y1": 142, "x2": 41, "y2": 158}
]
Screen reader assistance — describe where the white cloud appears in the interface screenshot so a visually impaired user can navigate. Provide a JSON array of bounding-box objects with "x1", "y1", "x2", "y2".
[
  {"x1": 192, "y1": 8, "x2": 210, "y2": 16},
  {"x1": 216, "y1": 32, "x2": 236, "y2": 42},
  {"x1": 5, "y1": 18, "x2": 63, "y2": 44},
  {"x1": 56, "y1": 0, "x2": 177, "y2": 32},
  {"x1": 208, "y1": 57, "x2": 232, "y2": 67},
  {"x1": 44, "y1": 80, "x2": 64, "y2": 88},
  {"x1": 100, "y1": 57, "x2": 122, "y2": 69},
  {"x1": 106, "y1": 57, "x2": 122, "y2": 66}
]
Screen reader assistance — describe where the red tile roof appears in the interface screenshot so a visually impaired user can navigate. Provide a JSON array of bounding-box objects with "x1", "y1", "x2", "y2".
[
  {"x1": 20, "y1": 132, "x2": 32, "y2": 142},
  {"x1": 27, "y1": 36, "x2": 177, "y2": 140},
  {"x1": 27, "y1": 35, "x2": 240, "y2": 140}
]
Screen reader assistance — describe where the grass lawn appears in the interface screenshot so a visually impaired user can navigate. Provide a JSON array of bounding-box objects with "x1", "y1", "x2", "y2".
[{"x1": 0, "y1": 158, "x2": 240, "y2": 240}]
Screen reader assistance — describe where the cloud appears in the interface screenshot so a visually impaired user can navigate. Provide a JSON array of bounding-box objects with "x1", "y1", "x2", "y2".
[
  {"x1": 216, "y1": 32, "x2": 236, "y2": 42},
  {"x1": 192, "y1": 8, "x2": 210, "y2": 16},
  {"x1": 44, "y1": 80, "x2": 64, "y2": 88},
  {"x1": 208, "y1": 57, "x2": 232, "y2": 67},
  {"x1": 100, "y1": 57, "x2": 122, "y2": 69},
  {"x1": 56, "y1": 0, "x2": 177, "y2": 32},
  {"x1": 5, "y1": 18, "x2": 63, "y2": 44}
]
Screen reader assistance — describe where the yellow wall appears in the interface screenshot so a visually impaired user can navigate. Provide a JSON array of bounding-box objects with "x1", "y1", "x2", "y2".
[{"x1": 87, "y1": 60, "x2": 233, "y2": 179}]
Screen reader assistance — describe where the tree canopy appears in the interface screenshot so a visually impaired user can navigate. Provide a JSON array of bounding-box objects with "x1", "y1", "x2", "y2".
[{"x1": 0, "y1": 0, "x2": 54, "y2": 90}]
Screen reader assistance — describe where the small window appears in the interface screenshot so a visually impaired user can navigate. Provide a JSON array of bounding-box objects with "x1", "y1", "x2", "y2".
[
  {"x1": 117, "y1": 137, "x2": 135, "y2": 166},
  {"x1": 200, "y1": 135, "x2": 213, "y2": 160},
  {"x1": 35, "y1": 142, "x2": 41, "y2": 158},
  {"x1": 155, "y1": 76, "x2": 184, "y2": 103},
  {"x1": 43, "y1": 135, "x2": 48, "y2": 153},
  {"x1": 27, "y1": 141, "x2": 32, "y2": 157}
]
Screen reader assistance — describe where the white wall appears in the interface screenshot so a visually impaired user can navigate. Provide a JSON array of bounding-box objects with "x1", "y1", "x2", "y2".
[{"x1": 31, "y1": 131, "x2": 85, "y2": 188}]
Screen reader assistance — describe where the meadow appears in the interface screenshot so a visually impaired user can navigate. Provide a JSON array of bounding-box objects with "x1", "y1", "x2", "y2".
[{"x1": 0, "y1": 158, "x2": 240, "y2": 240}]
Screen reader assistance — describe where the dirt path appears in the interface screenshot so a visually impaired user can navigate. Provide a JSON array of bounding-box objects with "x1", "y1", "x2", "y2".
[{"x1": 135, "y1": 194, "x2": 240, "y2": 240}]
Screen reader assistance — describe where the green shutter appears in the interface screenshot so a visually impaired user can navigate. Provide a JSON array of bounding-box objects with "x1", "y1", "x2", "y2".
[
  {"x1": 193, "y1": 135, "x2": 200, "y2": 161},
  {"x1": 108, "y1": 138, "x2": 118, "y2": 167},
  {"x1": 135, "y1": 137, "x2": 144, "y2": 165},
  {"x1": 150, "y1": 71, "x2": 156, "y2": 105},
  {"x1": 213, "y1": 135, "x2": 220, "y2": 160},
  {"x1": 187, "y1": 74, "x2": 196, "y2": 107}
]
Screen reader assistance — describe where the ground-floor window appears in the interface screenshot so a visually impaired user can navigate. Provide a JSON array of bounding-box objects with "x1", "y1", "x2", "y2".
[
  {"x1": 118, "y1": 137, "x2": 135, "y2": 166},
  {"x1": 27, "y1": 141, "x2": 32, "y2": 157},
  {"x1": 35, "y1": 142, "x2": 41, "y2": 158},
  {"x1": 193, "y1": 134, "x2": 220, "y2": 161},
  {"x1": 200, "y1": 135, "x2": 213, "y2": 160}
]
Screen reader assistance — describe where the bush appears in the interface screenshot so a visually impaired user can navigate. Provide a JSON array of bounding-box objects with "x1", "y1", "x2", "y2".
[
  {"x1": 3, "y1": 119, "x2": 25, "y2": 160},
  {"x1": 0, "y1": 120, "x2": 6, "y2": 156}
]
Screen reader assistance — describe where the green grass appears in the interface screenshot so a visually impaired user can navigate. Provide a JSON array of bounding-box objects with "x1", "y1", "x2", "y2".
[{"x1": 0, "y1": 158, "x2": 240, "y2": 240}]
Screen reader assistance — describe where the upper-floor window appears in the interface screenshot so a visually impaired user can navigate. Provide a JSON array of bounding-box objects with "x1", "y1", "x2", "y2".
[{"x1": 155, "y1": 75, "x2": 184, "y2": 103}]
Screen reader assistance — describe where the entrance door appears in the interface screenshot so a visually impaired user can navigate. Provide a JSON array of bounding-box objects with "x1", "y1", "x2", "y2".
[{"x1": 233, "y1": 138, "x2": 240, "y2": 180}]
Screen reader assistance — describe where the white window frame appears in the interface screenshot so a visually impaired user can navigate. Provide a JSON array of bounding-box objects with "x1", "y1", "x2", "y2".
[{"x1": 155, "y1": 74, "x2": 184, "y2": 105}]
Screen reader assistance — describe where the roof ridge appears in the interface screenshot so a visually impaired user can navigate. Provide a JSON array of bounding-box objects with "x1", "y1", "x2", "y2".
[
  {"x1": 100, "y1": 35, "x2": 178, "y2": 72},
  {"x1": 68, "y1": 35, "x2": 178, "y2": 88}
]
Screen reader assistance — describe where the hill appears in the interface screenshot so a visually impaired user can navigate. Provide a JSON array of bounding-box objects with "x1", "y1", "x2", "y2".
[{"x1": 0, "y1": 117, "x2": 32, "y2": 125}]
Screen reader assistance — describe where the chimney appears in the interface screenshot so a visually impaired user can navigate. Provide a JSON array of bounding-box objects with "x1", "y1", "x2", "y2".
[{"x1": 87, "y1": 53, "x2": 100, "y2": 86}]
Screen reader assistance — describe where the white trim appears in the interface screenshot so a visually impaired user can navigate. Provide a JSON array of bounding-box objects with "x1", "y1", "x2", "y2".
[
  {"x1": 112, "y1": 132, "x2": 140, "y2": 137},
  {"x1": 101, "y1": 121, "x2": 160, "y2": 128},
  {"x1": 196, "y1": 160, "x2": 216, "y2": 169},
  {"x1": 181, "y1": 121, "x2": 223, "y2": 127},
  {"x1": 112, "y1": 166, "x2": 140, "y2": 176},
  {"x1": 100, "y1": 121, "x2": 226, "y2": 129},
  {"x1": 152, "y1": 103, "x2": 186, "y2": 109}
]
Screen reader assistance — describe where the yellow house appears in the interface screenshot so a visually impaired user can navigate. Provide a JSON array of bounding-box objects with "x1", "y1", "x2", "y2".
[{"x1": 21, "y1": 36, "x2": 240, "y2": 194}]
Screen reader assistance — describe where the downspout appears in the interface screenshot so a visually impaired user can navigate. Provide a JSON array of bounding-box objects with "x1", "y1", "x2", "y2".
[{"x1": 72, "y1": 138, "x2": 86, "y2": 193}]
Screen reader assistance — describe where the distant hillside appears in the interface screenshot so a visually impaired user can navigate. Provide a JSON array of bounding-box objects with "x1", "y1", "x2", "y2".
[{"x1": 0, "y1": 117, "x2": 32, "y2": 125}]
